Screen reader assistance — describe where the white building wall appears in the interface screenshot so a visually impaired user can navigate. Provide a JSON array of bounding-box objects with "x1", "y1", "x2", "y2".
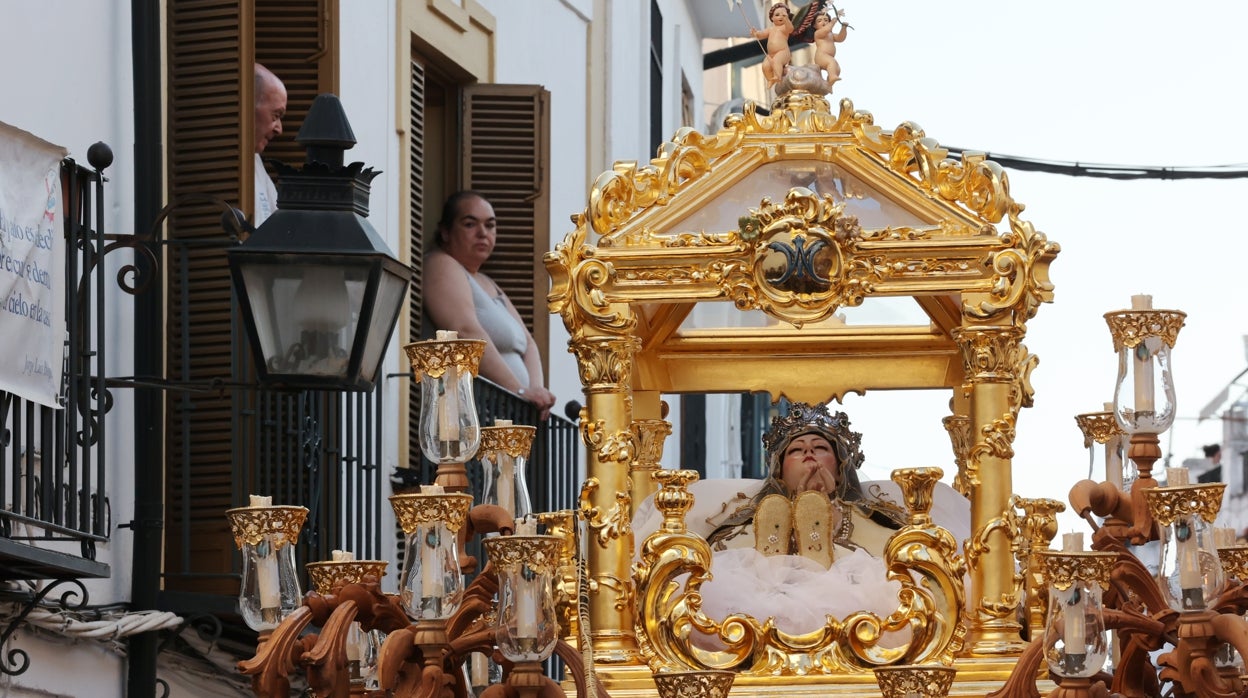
[
  {"x1": 475, "y1": 0, "x2": 592, "y2": 425},
  {"x1": 0, "y1": 0, "x2": 137, "y2": 695},
  {"x1": 337, "y1": 0, "x2": 403, "y2": 583}
]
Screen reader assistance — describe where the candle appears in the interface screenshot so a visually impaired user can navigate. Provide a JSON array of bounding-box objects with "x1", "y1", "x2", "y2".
[
  {"x1": 1062, "y1": 532, "x2": 1084, "y2": 553},
  {"x1": 1176, "y1": 517, "x2": 1203, "y2": 598},
  {"x1": 493, "y1": 419, "x2": 516, "y2": 515},
  {"x1": 515, "y1": 567, "x2": 539, "y2": 638},
  {"x1": 419, "y1": 484, "x2": 446, "y2": 603},
  {"x1": 1130, "y1": 295, "x2": 1155, "y2": 413},
  {"x1": 331, "y1": 549, "x2": 355, "y2": 562},
  {"x1": 515, "y1": 516, "x2": 538, "y2": 536},
  {"x1": 435, "y1": 331, "x2": 461, "y2": 442},
  {"x1": 1103, "y1": 402, "x2": 1123, "y2": 488},
  {"x1": 470, "y1": 653, "x2": 489, "y2": 688},
  {"x1": 420, "y1": 524, "x2": 444, "y2": 601},
  {"x1": 1060, "y1": 530, "x2": 1087, "y2": 659},
  {"x1": 513, "y1": 517, "x2": 540, "y2": 637},
  {"x1": 516, "y1": 584, "x2": 538, "y2": 638},
  {"x1": 499, "y1": 457, "x2": 516, "y2": 517},
  {"x1": 250, "y1": 495, "x2": 281, "y2": 610},
  {"x1": 1166, "y1": 467, "x2": 1190, "y2": 487},
  {"x1": 1064, "y1": 586, "x2": 1087, "y2": 654},
  {"x1": 1215, "y1": 527, "x2": 1237, "y2": 549},
  {"x1": 346, "y1": 622, "x2": 362, "y2": 662}
]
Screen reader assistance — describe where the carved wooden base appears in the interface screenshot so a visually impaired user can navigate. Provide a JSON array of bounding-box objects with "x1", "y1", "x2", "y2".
[{"x1": 1047, "y1": 676, "x2": 1109, "y2": 698}]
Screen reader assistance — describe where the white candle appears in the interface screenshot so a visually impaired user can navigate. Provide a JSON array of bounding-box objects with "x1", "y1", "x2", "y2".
[
  {"x1": 435, "y1": 331, "x2": 461, "y2": 442},
  {"x1": 419, "y1": 485, "x2": 446, "y2": 601},
  {"x1": 1103, "y1": 402, "x2": 1123, "y2": 488},
  {"x1": 515, "y1": 516, "x2": 538, "y2": 536},
  {"x1": 1062, "y1": 532, "x2": 1084, "y2": 553},
  {"x1": 516, "y1": 572, "x2": 539, "y2": 638},
  {"x1": 250, "y1": 495, "x2": 281, "y2": 610},
  {"x1": 512, "y1": 515, "x2": 540, "y2": 637},
  {"x1": 420, "y1": 524, "x2": 444, "y2": 600},
  {"x1": 1177, "y1": 518, "x2": 1202, "y2": 592},
  {"x1": 1065, "y1": 587, "x2": 1087, "y2": 651},
  {"x1": 1130, "y1": 295, "x2": 1155, "y2": 413},
  {"x1": 257, "y1": 549, "x2": 280, "y2": 609},
  {"x1": 470, "y1": 653, "x2": 489, "y2": 687},
  {"x1": 1215, "y1": 527, "x2": 1237, "y2": 549},
  {"x1": 499, "y1": 456, "x2": 516, "y2": 517},
  {"x1": 1059, "y1": 531, "x2": 1087, "y2": 655},
  {"x1": 1166, "y1": 467, "x2": 1190, "y2": 487},
  {"x1": 346, "y1": 622, "x2": 362, "y2": 662},
  {"x1": 331, "y1": 549, "x2": 355, "y2": 562}
]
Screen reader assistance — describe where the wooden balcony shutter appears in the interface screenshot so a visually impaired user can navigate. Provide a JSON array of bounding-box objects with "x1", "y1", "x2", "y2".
[
  {"x1": 406, "y1": 58, "x2": 427, "y2": 471},
  {"x1": 163, "y1": 0, "x2": 335, "y2": 595},
  {"x1": 462, "y1": 84, "x2": 551, "y2": 358},
  {"x1": 164, "y1": 0, "x2": 251, "y2": 595}
]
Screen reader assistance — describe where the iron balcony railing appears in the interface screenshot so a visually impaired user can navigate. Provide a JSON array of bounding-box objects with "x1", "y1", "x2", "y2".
[{"x1": 0, "y1": 156, "x2": 110, "y2": 582}]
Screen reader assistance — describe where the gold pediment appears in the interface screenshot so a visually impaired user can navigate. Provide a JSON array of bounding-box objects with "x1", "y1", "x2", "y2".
[{"x1": 548, "y1": 92, "x2": 1058, "y2": 402}]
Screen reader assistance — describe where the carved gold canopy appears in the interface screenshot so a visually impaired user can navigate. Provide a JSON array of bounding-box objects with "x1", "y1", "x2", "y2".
[
  {"x1": 547, "y1": 88, "x2": 1061, "y2": 688},
  {"x1": 547, "y1": 92, "x2": 1058, "y2": 403}
]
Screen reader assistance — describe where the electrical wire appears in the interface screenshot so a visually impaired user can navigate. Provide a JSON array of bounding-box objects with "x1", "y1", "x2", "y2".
[
  {"x1": 944, "y1": 147, "x2": 1248, "y2": 181},
  {"x1": 0, "y1": 600, "x2": 183, "y2": 654}
]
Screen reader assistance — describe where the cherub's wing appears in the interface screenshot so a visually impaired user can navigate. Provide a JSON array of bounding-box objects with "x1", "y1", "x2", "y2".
[{"x1": 790, "y1": 0, "x2": 829, "y2": 43}]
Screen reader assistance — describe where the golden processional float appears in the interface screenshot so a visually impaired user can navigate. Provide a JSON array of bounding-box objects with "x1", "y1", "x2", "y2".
[
  {"x1": 544, "y1": 65, "x2": 1248, "y2": 698},
  {"x1": 233, "y1": 67, "x2": 1248, "y2": 698}
]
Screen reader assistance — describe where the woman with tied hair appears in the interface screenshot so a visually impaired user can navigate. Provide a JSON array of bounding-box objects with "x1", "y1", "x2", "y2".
[
  {"x1": 424, "y1": 191, "x2": 556, "y2": 419},
  {"x1": 633, "y1": 402, "x2": 968, "y2": 636}
]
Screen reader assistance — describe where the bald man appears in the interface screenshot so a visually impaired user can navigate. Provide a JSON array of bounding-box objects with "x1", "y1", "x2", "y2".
[{"x1": 253, "y1": 63, "x2": 287, "y2": 226}]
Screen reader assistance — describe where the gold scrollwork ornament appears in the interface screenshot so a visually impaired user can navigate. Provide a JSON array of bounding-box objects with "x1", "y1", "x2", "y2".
[
  {"x1": 1143, "y1": 483, "x2": 1226, "y2": 526},
  {"x1": 388, "y1": 492, "x2": 473, "y2": 534},
  {"x1": 632, "y1": 467, "x2": 967, "y2": 675},
  {"x1": 579, "y1": 478, "x2": 632, "y2": 548},
  {"x1": 225, "y1": 505, "x2": 308, "y2": 550},
  {"x1": 1104, "y1": 309, "x2": 1187, "y2": 351},
  {"x1": 478, "y1": 424, "x2": 536, "y2": 459}
]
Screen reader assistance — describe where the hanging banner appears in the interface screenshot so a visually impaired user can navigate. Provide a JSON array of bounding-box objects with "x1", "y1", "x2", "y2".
[{"x1": 0, "y1": 122, "x2": 68, "y2": 409}]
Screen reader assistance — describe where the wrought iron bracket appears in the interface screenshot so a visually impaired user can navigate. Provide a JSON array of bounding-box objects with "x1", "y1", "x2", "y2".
[{"x1": 0, "y1": 578, "x2": 89, "y2": 676}]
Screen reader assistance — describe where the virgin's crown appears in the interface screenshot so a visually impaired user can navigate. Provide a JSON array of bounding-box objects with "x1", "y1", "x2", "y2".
[{"x1": 762, "y1": 402, "x2": 862, "y2": 468}]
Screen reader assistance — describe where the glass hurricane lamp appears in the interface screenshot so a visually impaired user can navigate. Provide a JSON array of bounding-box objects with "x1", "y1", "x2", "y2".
[
  {"x1": 1145, "y1": 470, "x2": 1226, "y2": 612},
  {"x1": 225, "y1": 495, "x2": 308, "y2": 632},
  {"x1": 1039, "y1": 547, "x2": 1115, "y2": 678},
  {"x1": 484, "y1": 531, "x2": 562, "y2": 662},
  {"x1": 479, "y1": 422, "x2": 536, "y2": 520},
  {"x1": 1104, "y1": 297, "x2": 1185, "y2": 436},
  {"x1": 405, "y1": 333, "x2": 484, "y2": 477},
  {"x1": 390, "y1": 487, "x2": 473, "y2": 620}
]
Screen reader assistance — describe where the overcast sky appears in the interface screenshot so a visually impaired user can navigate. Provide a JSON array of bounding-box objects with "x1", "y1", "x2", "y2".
[{"x1": 789, "y1": 1, "x2": 1248, "y2": 529}]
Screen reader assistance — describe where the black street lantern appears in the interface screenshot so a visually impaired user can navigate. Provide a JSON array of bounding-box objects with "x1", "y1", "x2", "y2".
[{"x1": 228, "y1": 94, "x2": 410, "y2": 391}]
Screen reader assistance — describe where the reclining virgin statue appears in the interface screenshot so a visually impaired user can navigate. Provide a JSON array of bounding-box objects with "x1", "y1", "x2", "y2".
[{"x1": 634, "y1": 401, "x2": 970, "y2": 636}]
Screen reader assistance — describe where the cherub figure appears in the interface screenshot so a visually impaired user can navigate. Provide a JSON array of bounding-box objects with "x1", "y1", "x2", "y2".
[
  {"x1": 812, "y1": 10, "x2": 849, "y2": 84},
  {"x1": 751, "y1": 3, "x2": 795, "y2": 87}
]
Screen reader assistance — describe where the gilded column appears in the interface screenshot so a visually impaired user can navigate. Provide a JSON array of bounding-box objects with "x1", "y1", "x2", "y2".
[
  {"x1": 942, "y1": 413, "x2": 972, "y2": 499},
  {"x1": 574, "y1": 334, "x2": 643, "y2": 665},
  {"x1": 953, "y1": 325, "x2": 1032, "y2": 655},
  {"x1": 1012, "y1": 496, "x2": 1065, "y2": 642},
  {"x1": 630, "y1": 418, "x2": 672, "y2": 514}
]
